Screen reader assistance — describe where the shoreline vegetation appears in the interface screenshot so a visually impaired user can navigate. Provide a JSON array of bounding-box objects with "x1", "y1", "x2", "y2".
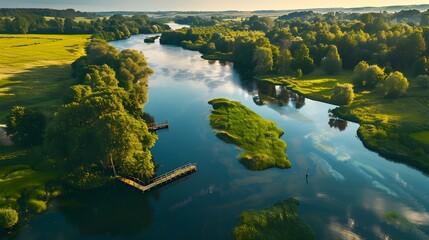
[
  {"x1": 208, "y1": 98, "x2": 290, "y2": 171},
  {"x1": 0, "y1": 11, "x2": 169, "y2": 230},
  {"x1": 233, "y1": 198, "x2": 315, "y2": 240},
  {"x1": 159, "y1": 11, "x2": 429, "y2": 175},
  {"x1": 259, "y1": 71, "x2": 429, "y2": 175}
]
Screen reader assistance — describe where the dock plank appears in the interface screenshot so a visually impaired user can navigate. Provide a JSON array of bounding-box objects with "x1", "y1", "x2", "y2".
[{"x1": 118, "y1": 163, "x2": 196, "y2": 192}]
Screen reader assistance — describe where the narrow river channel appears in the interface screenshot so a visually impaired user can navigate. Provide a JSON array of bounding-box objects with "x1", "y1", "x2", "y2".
[{"x1": 14, "y1": 25, "x2": 429, "y2": 239}]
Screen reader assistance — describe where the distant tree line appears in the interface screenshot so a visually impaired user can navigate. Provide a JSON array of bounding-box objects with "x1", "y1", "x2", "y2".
[
  {"x1": 161, "y1": 11, "x2": 429, "y2": 80},
  {"x1": 0, "y1": 8, "x2": 96, "y2": 18},
  {"x1": 0, "y1": 13, "x2": 170, "y2": 40},
  {"x1": 174, "y1": 16, "x2": 222, "y2": 27}
]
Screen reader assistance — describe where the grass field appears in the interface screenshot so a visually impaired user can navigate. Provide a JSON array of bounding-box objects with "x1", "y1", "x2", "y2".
[
  {"x1": 0, "y1": 34, "x2": 89, "y2": 228},
  {"x1": 0, "y1": 34, "x2": 90, "y2": 120},
  {"x1": 262, "y1": 69, "x2": 429, "y2": 174}
]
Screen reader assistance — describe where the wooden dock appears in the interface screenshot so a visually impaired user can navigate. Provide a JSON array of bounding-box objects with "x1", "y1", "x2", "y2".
[
  {"x1": 147, "y1": 121, "x2": 169, "y2": 131},
  {"x1": 117, "y1": 163, "x2": 197, "y2": 192}
]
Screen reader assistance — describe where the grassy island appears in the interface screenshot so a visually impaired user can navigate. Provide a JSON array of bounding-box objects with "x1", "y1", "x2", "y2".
[
  {"x1": 233, "y1": 198, "x2": 315, "y2": 240},
  {"x1": 208, "y1": 98, "x2": 290, "y2": 170}
]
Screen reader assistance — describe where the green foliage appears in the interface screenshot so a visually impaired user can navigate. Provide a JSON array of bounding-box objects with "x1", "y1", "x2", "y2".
[
  {"x1": 414, "y1": 57, "x2": 429, "y2": 76},
  {"x1": 232, "y1": 198, "x2": 315, "y2": 240},
  {"x1": 0, "y1": 208, "x2": 18, "y2": 228},
  {"x1": 378, "y1": 71, "x2": 409, "y2": 98},
  {"x1": 291, "y1": 44, "x2": 314, "y2": 74},
  {"x1": 331, "y1": 83, "x2": 354, "y2": 105},
  {"x1": 83, "y1": 64, "x2": 118, "y2": 89},
  {"x1": 208, "y1": 98, "x2": 290, "y2": 171},
  {"x1": 26, "y1": 199, "x2": 47, "y2": 213},
  {"x1": 46, "y1": 39, "x2": 158, "y2": 185},
  {"x1": 253, "y1": 47, "x2": 273, "y2": 75},
  {"x1": 6, "y1": 106, "x2": 46, "y2": 146},
  {"x1": 352, "y1": 61, "x2": 385, "y2": 89},
  {"x1": 321, "y1": 45, "x2": 342, "y2": 75},
  {"x1": 63, "y1": 85, "x2": 92, "y2": 104},
  {"x1": 417, "y1": 75, "x2": 429, "y2": 88},
  {"x1": 0, "y1": 12, "x2": 169, "y2": 40}
]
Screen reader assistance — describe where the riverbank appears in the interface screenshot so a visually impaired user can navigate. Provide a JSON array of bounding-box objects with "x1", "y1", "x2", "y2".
[{"x1": 260, "y1": 70, "x2": 429, "y2": 175}]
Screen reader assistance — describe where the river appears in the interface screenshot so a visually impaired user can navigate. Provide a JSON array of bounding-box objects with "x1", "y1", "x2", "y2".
[{"x1": 12, "y1": 26, "x2": 429, "y2": 239}]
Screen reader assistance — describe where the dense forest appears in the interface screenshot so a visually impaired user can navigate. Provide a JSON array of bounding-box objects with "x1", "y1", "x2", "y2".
[
  {"x1": 162, "y1": 10, "x2": 429, "y2": 77},
  {"x1": 0, "y1": 13, "x2": 169, "y2": 40}
]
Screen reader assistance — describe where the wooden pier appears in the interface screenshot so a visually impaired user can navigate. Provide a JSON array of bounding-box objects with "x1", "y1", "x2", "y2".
[
  {"x1": 147, "y1": 121, "x2": 169, "y2": 131},
  {"x1": 117, "y1": 163, "x2": 197, "y2": 192}
]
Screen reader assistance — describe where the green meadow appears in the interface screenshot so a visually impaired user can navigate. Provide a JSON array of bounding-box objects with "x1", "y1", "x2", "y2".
[
  {"x1": 0, "y1": 34, "x2": 89, "y2": 227},
  {"x1": 0, "y1": 34, "x2": 90, "y2": 120},
  {"x1": 208, "y1": 98, "x2": 290, "y2": 171},
  {"x1": 262, "y1": 69, "x2": 429, "y2": 174}
]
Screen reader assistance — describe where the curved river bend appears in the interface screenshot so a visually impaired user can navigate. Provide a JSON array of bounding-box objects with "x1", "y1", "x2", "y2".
[{"x1": 13, "y1": 29, "x2": 429, "y2": 239}]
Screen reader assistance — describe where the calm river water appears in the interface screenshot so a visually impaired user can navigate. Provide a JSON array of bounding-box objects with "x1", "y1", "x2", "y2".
[{"x1": 12, "y1": 26, "x2": 429, "y2": 239}]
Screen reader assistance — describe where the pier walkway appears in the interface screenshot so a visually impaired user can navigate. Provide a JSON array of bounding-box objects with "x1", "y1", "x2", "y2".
[{"x1": 117, "y1": 163, "x2": 197, "y2": 192}]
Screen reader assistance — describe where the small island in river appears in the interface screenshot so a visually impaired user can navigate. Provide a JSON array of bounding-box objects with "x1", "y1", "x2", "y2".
[{"x1": 208, "y1": 98, "x2": 290, "y2": 170}]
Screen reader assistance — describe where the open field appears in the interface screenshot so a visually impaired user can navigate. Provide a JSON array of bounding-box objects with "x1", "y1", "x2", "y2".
[
  {"x1": 262, "y1": 69, "x2": 429, "y2": 174},
  {"x1": 0, "y1": 34, "x2": 90, "y2": 120}
]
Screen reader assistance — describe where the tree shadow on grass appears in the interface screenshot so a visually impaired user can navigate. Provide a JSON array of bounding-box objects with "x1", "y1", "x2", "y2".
[{"x1": 0, "y1": 64, "x2": 75, "y2": 120}]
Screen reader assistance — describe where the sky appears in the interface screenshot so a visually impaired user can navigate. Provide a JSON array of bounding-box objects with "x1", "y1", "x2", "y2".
[{"x1": 1, "y1": 0, "x2": 429, "y2": 12}]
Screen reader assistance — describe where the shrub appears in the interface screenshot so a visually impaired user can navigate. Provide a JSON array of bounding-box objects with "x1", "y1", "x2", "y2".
[
  {"x1": 378, "y1": 71, "x2": 409, "y2": 98},
  {"x1": 0, "y1": 208, "x2": 18, "y2": 228},
  {"x1": 27, "y1": 199, "x2": 47, "y2": 213},
  {"x1": 331, "y1": 83, "x2": 354, "y2": 105}
]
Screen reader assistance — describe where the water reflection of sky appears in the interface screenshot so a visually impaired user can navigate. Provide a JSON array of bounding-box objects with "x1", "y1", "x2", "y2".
[
  {"x1": 109, "y1": 34, "x2": 429, "y2": 239},
  {"x1": 14, "y1": 31, "x2": 429, "y2": 240}
]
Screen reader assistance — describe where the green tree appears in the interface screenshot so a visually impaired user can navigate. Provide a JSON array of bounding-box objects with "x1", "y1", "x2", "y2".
[
  {"x1": 0, "y1": 208, "x2": 18, "y2": 229},
  {"x1": 291, "y1": 44, "x2": 314, "y2": 74},
  {"x1": 277, "y1": 48, "x2": 292, "y2": 75},
  {"x1": 352, "y1": 61, "x2": 369, "y2": 86},
  {"x1": 6, "y1": 106, "x2": 46, "y2": 146},
  {"x1": 253, "y1": 47, "x2": 273, "y2": 75},
  {"x1": 421, "y1": 10, "x2": 429, "y2": 26},
  {"x1": 391, "y1": 32, "x2": 426, "y2": 69},
  {"x1": 12, "y1": 15, "x2": 29, "y2": 33},
  {"x1": 64, "y1": 17, "x2": 76, "y2": 33},
  {"x1": 378, "y1": 71, "x2": 409, "y2": 98},
  {"x1": 46, "y1": 88, "x2": 157, "y2": 184},
  {"x1": 63, "y1": 85, "x2": 93, "y2": 104},
  {"x1": 353, "y1": 61, "x2": 385, "y2": 89},
  {"x1": 414, "y1": 57, "x2": 428, "y2": 76},
  {"x1": 331, "y1": 83, "x2": 354, "y2": 105},
  {"x1": 417, "y1": 75, "x2": 429, "y2": 88},
  {"x1": 84, "y1": 64, "x2": 118, "y2": 89},
  {"x1": 321, "y1": 45, "x2": 342, "y2": 75}
]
